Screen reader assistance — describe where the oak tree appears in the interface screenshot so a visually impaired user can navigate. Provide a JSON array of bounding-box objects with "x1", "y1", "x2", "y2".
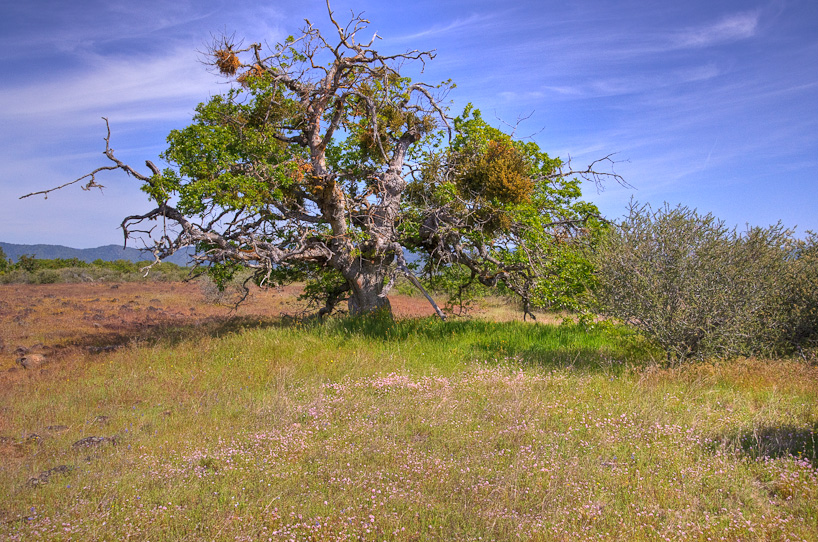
[{"x1": 24, "y1": 5, "x2": 622, "y2": 318}]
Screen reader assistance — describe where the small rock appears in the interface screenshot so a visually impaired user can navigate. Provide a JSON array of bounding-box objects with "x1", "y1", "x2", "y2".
[
  {"x1": 27, "y1": 465, "x2": 73, "y2": 487},
  {"x1": 16, "y1": 354, "x2": 46, "y2": 370},
  {"x1": 86, "y1": 345, "x2": 120, "y2": 354},
  {"x1": 72, "y1": 436, "x2": 116, "y2": 448}
]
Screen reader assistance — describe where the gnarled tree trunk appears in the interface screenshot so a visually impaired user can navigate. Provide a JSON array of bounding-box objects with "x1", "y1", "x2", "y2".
[
  {"x1": 345, "y1": 260, "x2": 392, "y2": 316},
  {"x1": 348, "y1": 281, "x2": 391, "y2": 315}
]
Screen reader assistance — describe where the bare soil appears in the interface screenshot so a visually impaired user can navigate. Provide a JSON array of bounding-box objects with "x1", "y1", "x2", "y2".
[{"x1": 0, "y1": 281, "x2": 440, "y2": 376}]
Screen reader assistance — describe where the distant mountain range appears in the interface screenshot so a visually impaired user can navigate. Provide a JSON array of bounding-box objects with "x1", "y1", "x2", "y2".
[
  {"x1": 1, "y1": 242, "x2": 424, "y2": 268},
  {"x1": 0, "y1": 242, "x2": 195, "y2": 266}
]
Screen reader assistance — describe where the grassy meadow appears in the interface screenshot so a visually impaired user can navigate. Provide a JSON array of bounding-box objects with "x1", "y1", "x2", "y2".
[{"x1": 0, "y1": 282, "x2": 816, "y2": 540}]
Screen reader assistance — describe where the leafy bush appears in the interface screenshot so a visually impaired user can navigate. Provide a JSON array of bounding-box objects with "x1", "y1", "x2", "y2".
[
  {"x1": 16, "y1": 254, "x2": 40, "y2": 273},
  {"x1": 778, "y1": 233, "x2": 818, "y2": 353},
  {"x1": 591, "y1": 202, "x2": 816, "y2": 361},
  {"x1": 33, "y1": 269, "x2": 61, "y2": 284}
]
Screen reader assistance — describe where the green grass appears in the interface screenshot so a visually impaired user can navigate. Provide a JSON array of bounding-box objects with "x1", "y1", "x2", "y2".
[{"x1": 1, "y1": 317, "x2": 816, "y2": 540}]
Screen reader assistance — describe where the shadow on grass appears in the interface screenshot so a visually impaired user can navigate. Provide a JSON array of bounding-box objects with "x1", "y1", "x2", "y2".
[
  {"x1": 65, "y1": 310, "x2": 654, "y2": 373},
  {"x1": 317, "y1": 314, "x2": 655, "y2": 372},
  {"x1": 712, "y1": 423, "x2": 818, "y2": 467},
  {"x1": 66, "y1": 315, "x2": 282, "y2": 352}
]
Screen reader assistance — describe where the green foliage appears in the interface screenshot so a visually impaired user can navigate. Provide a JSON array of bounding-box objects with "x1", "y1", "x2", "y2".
[
  {"x1": 16, "y1": 254, "x2": 40, "y2": 272},
  {"x1": 450, "y1": 106, "x2": 560, "y2": 209},
  {"x1": 591, "y1": 202, "x2": 818, "y2": 361},
  {"x1": 90, "y1": 259, "x2": 138, "y2": 273},
  {"x1": 427, "y1": 263, "x2": 492, "y2": 314},
  {"x1": 151, "y1": 82, "x2": 600, "y2": 314},
  {"x1": 204, "y1": 260, "x2": 244, "y2": 290},
  {"x1": 457, "y1": 139, "x2": 533, "y2": 205},
  {"x1": 0, "y1": 246, "x2": 9, "y2": 273},
  {"x1": 33, "y1": 269, "x2": 61, "y2": 284},
  {"x1": 345, "y1": 71, "x2": 439, "y2": 164},
  {"x1": 778, "y1": 233, "x2": 818, "y2": 352},
  {"x1": 156, "y1": 89, "x2": 305, "y2": 215},
  {"x1": 404, "y1": 106, "x2": 602, "y2": 313},
  {"x1": 7, "y1": 255, "x2": 95, "y2": 273}
]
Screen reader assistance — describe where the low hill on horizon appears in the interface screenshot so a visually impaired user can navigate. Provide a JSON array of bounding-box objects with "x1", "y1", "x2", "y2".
[{"x1": 0, "y1": 241, "x2": 194, "y2": 266}]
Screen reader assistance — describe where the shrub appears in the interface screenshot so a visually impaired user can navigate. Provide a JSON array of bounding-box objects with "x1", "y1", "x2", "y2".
[
  {"x1": 17, "y1": 254, "x2": 40, "y2": 273},
  {"x1": 33, "y1": 269, "x2": 61, "y2": 284},
  {"x1": 0, "y1": 247, "x2": 10, "y2": 273},
  {"x1": 590, "y1": 202, "x2": 814, "y2": 362},
  {"x1": 778, "y1": 233, "x2": 818, "y2": 354}
]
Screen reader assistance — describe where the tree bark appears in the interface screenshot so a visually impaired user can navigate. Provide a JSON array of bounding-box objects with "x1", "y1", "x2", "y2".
[{"x1": 347, "y1": 268, "x2": 391, "y2": 316}]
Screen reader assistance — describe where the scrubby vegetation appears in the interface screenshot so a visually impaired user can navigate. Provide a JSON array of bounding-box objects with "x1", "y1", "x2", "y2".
[
  {"x1": 591, "y1": 202, "x2": 818, "y2": 362},
  {"x1": 0, "y1": 255, "x2": 191, "y2": 284}
]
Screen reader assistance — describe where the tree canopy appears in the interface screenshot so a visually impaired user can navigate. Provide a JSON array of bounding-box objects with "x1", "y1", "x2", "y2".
[{"x1": 23, "y1": 5, "x2": 623, "y2": 318}]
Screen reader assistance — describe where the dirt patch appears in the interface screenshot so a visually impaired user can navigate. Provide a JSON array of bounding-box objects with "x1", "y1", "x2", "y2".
[{"x1": 0, "y1": 281, "x2": 457, "y2": 379}]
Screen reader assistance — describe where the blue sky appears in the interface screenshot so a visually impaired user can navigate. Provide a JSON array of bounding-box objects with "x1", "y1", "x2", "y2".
[{"x1": 1, "y1": 0, "x2": 816, "y2": 248}]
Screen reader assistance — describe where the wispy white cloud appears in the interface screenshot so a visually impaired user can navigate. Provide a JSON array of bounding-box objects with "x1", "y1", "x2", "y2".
[
  {"x1": 389, "y1": 13, "x2": 495, "y2": 43},
  {"x1": 587, "y1": 63, "x2": 721, "y2": 97},
  {"x1": 0, "y1": 47, "x2": 221, "y2": 126},
  {"x1": 498, "y1": 63, "x2": 722, "y2": 102},
  {"x1": 505, "y1": 9, "x2": 763, "y2": 69},
  {"x1": 497, "y1": 90, "x2": 546, "y2": 102},
  {"x1": 673, "y1": 10, "x2": 761, "y2": 49}
]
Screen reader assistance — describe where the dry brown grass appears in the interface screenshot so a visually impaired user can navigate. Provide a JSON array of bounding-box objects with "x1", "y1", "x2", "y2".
[{"x1": 0, "y1": 281, "x2": 451, "y2": 375}]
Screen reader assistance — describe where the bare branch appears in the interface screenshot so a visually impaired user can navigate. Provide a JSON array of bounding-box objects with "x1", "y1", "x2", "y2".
[
  {"x1": 553, "y1": 153, "x2": 632, "y2": 191},
  {"x1": 20, "y1": 170, "x2": 107, "y2": 200},
  {"x1": 21, "y1": 117, "x2": 159, "y2": 201}
]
